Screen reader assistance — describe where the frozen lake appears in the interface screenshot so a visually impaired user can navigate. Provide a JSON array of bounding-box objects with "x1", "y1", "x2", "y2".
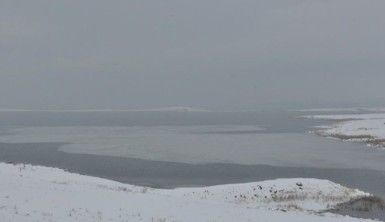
[{"x1": 0, "y1": 110, "x2": 384, "y2": 198}]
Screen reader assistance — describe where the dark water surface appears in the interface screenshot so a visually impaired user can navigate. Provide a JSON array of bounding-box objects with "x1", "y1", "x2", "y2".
[{"x1": 0, "y1": 110, "x2": 319, "y2": 132}]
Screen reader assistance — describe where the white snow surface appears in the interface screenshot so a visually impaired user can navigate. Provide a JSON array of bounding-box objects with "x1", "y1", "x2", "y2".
[
  {"x1": 297, "y1": 108, "x2": 385, "y2": 113},
  {"x1": 0, "y1": 163, "x2": 373, "y2": 222},
  {"x1": 306, "y1": 113, "x2": 385, "y2": 148}
]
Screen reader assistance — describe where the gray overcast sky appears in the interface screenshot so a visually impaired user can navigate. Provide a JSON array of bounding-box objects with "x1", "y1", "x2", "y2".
[{"x1": 1, "y1": 0, "x2": 385, "y2": 110}]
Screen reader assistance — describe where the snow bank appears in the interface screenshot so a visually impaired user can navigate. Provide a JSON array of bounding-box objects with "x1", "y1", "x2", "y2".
[
  {"x1": 0, "y1": 163, "x2": 373, "y2": 221},
  {"x1": 306, "y1": 113, "x2": 385, "y2": 148},
  {"x1": 297, "y1": 108, "x2": 385, "y2": 113}
]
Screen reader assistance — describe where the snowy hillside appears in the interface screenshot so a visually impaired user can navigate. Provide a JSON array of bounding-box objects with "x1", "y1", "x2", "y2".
[{"x1": 0, "y1": 163, "x2": 375, "y2": 222}]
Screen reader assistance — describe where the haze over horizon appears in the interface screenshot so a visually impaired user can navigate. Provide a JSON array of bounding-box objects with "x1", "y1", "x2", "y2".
[{"x1": 2, "y1": 0, "x2": 385, "y2": 110}]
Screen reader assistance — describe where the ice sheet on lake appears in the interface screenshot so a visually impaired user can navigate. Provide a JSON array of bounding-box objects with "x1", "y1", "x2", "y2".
[{"x1": 1, "y1": 125, "x2": 385, "y2": 170}]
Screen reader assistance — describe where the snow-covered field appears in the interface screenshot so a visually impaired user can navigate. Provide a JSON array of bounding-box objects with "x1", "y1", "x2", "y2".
[
  {"x1": 306, "y1": 113, "x2": 385, "y2": 148},
  {"x1": 0, "y1": 163, "x2": 375, "y2": 222}
]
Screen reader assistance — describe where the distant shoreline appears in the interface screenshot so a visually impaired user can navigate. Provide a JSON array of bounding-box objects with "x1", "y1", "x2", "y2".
[{"x1": 306, "y1": 113, "x2": 385, "y2": 149}]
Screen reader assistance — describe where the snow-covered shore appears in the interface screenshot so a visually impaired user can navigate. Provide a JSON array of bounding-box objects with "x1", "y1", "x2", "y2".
[
  {"x1": 0, "y1": 163, "x2": 376, "y2": 222},
  {"x1": 297, "y1": 108, "x2": 385, "y2": 113},
  {"x1": 306, "y1": 113, "x2": 385, "y2": 148}
]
